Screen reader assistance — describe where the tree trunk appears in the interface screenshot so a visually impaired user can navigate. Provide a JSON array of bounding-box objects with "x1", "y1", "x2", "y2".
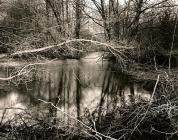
[
  {"x1": 75, "y1": 0, "x2": 82, "y2": 39},
  {"x1": 45, "y1": 0, "x2": 63, "y2": 33}
]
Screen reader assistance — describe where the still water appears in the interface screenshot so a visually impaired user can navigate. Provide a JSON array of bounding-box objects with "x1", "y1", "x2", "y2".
[{"x1": 0, "y1": 53, "x2": 151, "y2": 122}]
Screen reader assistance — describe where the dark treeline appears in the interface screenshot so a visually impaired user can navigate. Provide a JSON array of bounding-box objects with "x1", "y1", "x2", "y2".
[{"x1": 0, "y1": 0, "x2": 177, "y2": 55}]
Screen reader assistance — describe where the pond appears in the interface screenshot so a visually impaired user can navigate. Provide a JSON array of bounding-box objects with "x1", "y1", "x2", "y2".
[{"x1": 0, "y1": 52, "x2": 152, "y2": 122}]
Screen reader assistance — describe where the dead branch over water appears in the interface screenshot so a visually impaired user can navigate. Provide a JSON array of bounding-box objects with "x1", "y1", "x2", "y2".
[
  {"x1": 0, "y1": 0, "x2": 178, "y2": 139},
  {"x1": 0, "y1": 39, "x2": 133, "y2": 57}
]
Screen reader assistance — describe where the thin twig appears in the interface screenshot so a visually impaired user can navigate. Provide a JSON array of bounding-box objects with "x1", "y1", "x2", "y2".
[
  {"x1": 38, "y1": 99, "x2": 117, "y2": 140},
  {"x1": 0, "y1": 60, "x2": 55, "y2": 81},
  {"x1": 169, "y1": 11, "x2": 178, "y2": 74},
  {"x1": 131, "y1": 74, "x2": 160, "y2": 134}
]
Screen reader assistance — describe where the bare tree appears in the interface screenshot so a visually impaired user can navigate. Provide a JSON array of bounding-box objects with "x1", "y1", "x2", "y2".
[
  {"x1": 75, "y1": 0, "x2": 82, "y2": 38},
  {"x1": 45, "y1": 0, "x2": 63, "y2": 33},
  {"x1": 91, "y1": 0, "x2": 112, "y2": 40}
]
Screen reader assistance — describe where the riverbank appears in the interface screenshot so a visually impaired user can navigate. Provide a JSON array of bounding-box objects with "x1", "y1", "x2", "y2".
[
  {"x1": 0, "y1": 48, "x2": 178, "y2": 140},
  {"x1": 0, "y1": 96, "x2": 178, "y2": 140}
]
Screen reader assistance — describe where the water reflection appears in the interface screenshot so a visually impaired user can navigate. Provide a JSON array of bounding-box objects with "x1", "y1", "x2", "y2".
[{"x1": 0, "y1": 53, "x2": 151, "y2": 121}]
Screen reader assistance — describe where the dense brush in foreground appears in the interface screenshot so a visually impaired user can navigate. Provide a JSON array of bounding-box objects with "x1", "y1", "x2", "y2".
[{"x1": 0, "y1": 95, "x2": 178, "y2": 140}]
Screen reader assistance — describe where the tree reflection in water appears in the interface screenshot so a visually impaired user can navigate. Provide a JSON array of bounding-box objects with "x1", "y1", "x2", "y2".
[{"x1": 0, "y1": 58, "x2": 151, "y2": 123}]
